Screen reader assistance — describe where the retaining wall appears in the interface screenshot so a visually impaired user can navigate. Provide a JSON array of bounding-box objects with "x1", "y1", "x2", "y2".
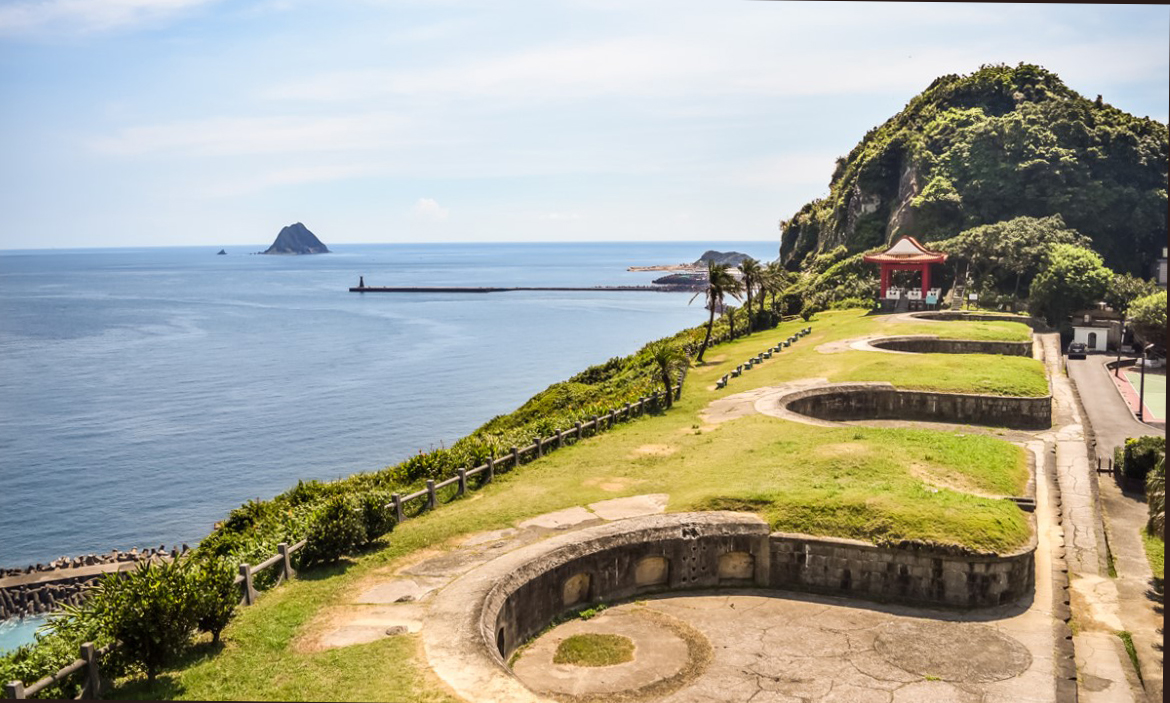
[
  {"x1": 768, "y1": 533, "x2": 1034, "y2": 607},
  {"x1": 480, "y1": 513, "x2": 1036, "y2": 661},
  {"x1": 869, "y1": 335, "x2": 1032, "y2": 357},
  {"x1": 782, "y1": 383, "x2": 1051, "y2": 430},
  {"x1": 910, "y1": 311, "x2": 1049, "y2": 331}
]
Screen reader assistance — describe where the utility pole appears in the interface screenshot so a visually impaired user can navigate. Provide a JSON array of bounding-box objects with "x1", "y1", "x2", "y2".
[
  {"x1": 1138, "y1": 343, "x2": 1153, "y2": 422},
  {"x1": 1115, "y1": 316, "x2": 1125, "y2": 378}
]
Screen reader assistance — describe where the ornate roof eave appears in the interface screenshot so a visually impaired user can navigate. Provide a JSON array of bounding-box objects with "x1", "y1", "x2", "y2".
[{"x1": 862, "y1": 236, "x2": 947, "y2": 264}]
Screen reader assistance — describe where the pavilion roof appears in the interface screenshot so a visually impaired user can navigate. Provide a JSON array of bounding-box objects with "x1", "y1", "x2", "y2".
[{"x1": 862, "y1": 236, "x2": 947, "y2": 264}]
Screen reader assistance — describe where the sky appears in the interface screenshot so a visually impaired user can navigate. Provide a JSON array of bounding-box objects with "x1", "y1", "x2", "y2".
[{"x1": 0, "y1": 0, "x2": 1167, "y2": 250}]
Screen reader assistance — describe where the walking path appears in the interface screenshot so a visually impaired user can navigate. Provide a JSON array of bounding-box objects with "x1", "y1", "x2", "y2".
[
  {"x1": 1035, "y1": 334, "x2": 1145, "y2": 703},
  {"x1": 1067, "y1": 354, "x2": 1164, "y2": 702}
]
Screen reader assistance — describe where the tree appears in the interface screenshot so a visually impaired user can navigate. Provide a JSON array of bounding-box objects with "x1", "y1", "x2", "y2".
[
  {"x1": 936, "y1": 215, "x2": 1089, "y2": 298},
  {"x1": 1129, "y1": 290, "x2": 1167, "y2": 350},
  {"x1": 760, "y1": 261, "x2": 789, "y2": 318},
  {"x1": 689, "y1": 262, "x2": 742, "y2": 363},
  {"x1": 737, "y1": 258, "x2": 762, "y2": 331},
  {"x1": 1105, "y1": 273, "x2": 1160, "y2": 316},
  {"x1": 647, "y1": 342, "x2": 687, "y2": 409},
  {"x1": 1027, "y1": 244, "x2": 1112, "y2": 327}
]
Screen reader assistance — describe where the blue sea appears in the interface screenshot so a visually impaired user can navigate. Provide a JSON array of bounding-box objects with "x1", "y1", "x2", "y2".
[{"x1": 0, "y1": 241, "x2": 777, "y2": 574}]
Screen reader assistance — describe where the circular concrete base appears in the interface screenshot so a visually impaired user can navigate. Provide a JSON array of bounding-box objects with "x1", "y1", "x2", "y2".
[{"x1": 513, "y1": 607, "x2": 709, "y2": 700}]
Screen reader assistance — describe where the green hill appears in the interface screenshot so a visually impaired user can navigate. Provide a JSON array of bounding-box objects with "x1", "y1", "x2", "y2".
[{"x1": 778, "y1": 63, "x2": 1168, "y2": 276}]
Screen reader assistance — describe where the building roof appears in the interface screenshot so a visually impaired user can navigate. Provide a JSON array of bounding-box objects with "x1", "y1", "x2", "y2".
[{"x1": 862, "y1": 236, "x2": 947, "y2": 264}]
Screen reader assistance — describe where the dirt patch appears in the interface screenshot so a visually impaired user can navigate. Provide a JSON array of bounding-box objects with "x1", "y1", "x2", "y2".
[
  {"x1": 814, "y1": 443, "x2": 874, "y2": 459},
  {"x1": 630, "y1": 444, "x2": 676, "y2": 457},
  {"x1": 907, "y1": 461, "x2": 1002, "y2": 498},
  {"x1": 583, "y1": 476, "x2": 645, "y2": 493}
]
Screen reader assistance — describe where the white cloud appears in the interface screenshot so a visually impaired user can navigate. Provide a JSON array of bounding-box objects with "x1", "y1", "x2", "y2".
[
  {"x1": 412, "y1": 198, "x2": 448, "y2": 221},
  {"x1": 89, "y1": 114, "x2": 413, "y2": 157},
  {"x1": 0, "y1": 0, "x2": 221, "y2": 35}
]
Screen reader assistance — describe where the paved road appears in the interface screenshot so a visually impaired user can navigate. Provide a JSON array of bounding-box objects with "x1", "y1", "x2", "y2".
[
  {"x1": 1067, "y1": 355, "x2": 1164, "y2": 461},
  {"x1": 1067, "y1": 354, "x2": 1164, "y2": 702}
]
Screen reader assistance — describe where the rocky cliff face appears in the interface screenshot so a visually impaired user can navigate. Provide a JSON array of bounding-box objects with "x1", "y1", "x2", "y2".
[
  {"x1": 778, "y1": 64, "x2": 1168, "y2": 277},
  {"x1": 261, "y1": 223, "x2": 330, "y2": 255}
]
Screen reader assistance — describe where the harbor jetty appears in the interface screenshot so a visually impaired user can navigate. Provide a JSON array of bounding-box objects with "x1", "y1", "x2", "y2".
[{"x1": 350, "y1": 284, "x2": 703, "y2": 293}]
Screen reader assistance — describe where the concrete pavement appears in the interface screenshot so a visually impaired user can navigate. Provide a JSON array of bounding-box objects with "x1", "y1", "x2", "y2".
[{"x1": 1067, "y1": 354, "x2": 1164, "y2": 702}]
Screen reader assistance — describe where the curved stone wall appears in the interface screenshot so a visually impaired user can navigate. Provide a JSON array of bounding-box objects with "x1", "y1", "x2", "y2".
[
  {"x1": 484, "y1": 513, "x2": 770, "y2": 661},
  {"x1": 780, "y1": 382, "x2": 1051, "y2": 430},
  {"x1": 909, "y1": 311, "x2": 1048, "y2": 331},
  {"x1": 868, "y1": 335, "x2": 1033, "y2": 357},
  {"x1": 423, "y1": 512, "x2": 1036, "y2": 702}
]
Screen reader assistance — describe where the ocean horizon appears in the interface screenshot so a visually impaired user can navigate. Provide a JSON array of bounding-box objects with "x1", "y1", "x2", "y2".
[{"x1": 0, "y1": 241, "x2": 779, "y2": 575}]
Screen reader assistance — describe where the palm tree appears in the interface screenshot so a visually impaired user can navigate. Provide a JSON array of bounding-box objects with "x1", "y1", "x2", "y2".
[
  {"x1": 689, "y1": 261, "x2": 742, "y2": 363},
  {"x1": 647, "y1": 341, "x2": 688, "y2": 409},
  {"x1": 737, "y1": 258, "x2": 762, "y2": 331}
]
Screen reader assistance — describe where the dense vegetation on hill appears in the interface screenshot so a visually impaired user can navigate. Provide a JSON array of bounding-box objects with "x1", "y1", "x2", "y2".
[{"x1": 778, "y1": 64, "x2": 1168, "y2": 278}]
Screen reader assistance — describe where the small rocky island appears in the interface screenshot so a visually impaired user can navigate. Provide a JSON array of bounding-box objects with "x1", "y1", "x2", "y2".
[
  {"x1": 629, "y1": 249, "x2": 752, "y2": 273},
  {"x1": 260, "y1": 223, "x2": 330, "y2": 255},
  {"x1": 693, "y1": 250, "x2": 750, "y2": 266},
  {"x1": 216, "y1": 249, "x2": 227, "y2": 255}
]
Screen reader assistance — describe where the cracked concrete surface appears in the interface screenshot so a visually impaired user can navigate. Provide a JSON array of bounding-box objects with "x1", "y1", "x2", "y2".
[
  {"x1": 514, "y1": 592, "x2": 1055, "y2": 703},
  {"x1": 1034, "y1": 333, "x2": 1144, "y2": 702}
]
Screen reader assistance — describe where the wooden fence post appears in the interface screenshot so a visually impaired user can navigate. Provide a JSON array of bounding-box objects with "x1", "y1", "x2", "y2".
[
  {"x1": 534, "y1": 437, "x2": 543, "y2": 458},
  {"x1": 457, "y1": 468, "x2": 467, "y2": 497},
  {"x1": 486, "y1": 455, "x2": 495, "y2": 484},
  {"x1": 81, "y1": 642, "x2": 100, "y2": 698},
  {"x1": 511, "y1": 446, "x2": 520, "y2": 469},
  {"x1": 426, "y1": 480, "x2": 437, "y2": 510},
  {"x1": 391, "y1": 493, "x2": 404, "y2": 523},
  {"x1": 278, "y1": 543, "x2": 295, "y2": 582},
  {"x1": 557, "y1": 430, "x2": 564, "y2": 449},
  {"x1": 5, "y1": 681, "x2": 25, "y2": 699},
  {"x1": 591, "y1": 415, "x2": 599, "y2": 433},
  {"x1": 239, "y1": 564, "x2": 257, "y2": 606},
  {"x1": 624, "y1": 402, "x2": 631, "y2": 420},
  {"x1": 575, "y1": 421, "x2": 583, "y2": 440}
]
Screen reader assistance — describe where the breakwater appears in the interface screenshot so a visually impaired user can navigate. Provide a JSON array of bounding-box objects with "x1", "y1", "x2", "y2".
[
  {"x1": 349, "y1": 284, "x2": 703, "y2": 293},
  {"x1": 0, "y1": 546, "x2": 186, "y2": 621}
]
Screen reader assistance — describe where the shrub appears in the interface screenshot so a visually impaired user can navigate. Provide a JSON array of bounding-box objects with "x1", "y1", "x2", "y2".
[
  {"x1": 358, "y1": 490, "x2": 396, "y2": 542},
  {"x1": 191, "y1": 558, "x2": 238, "y2": 644},
  {"x1": 298, "y1": 496, "x2": 368, "y2": 567},
  {"x1": 85, "y1": 560, "x2": 201, "y2": 682},
  {"x1": 1122, "y1": 436, "x2": 1165, "y2": 482},
  {"x1": 1148, "y1": 455, "x2": 1165, "y2": 538}
]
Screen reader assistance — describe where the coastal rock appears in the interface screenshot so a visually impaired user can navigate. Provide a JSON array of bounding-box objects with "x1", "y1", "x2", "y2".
[
  {"x1": 216, "y1": 249, "x2": 227, "y2": 255},
  {"x1": 693, "y1": 250, "x2": 751, "y2": 267},
  {"x1": 260, "y1": 222, "x2": 330, "y2": 255}
]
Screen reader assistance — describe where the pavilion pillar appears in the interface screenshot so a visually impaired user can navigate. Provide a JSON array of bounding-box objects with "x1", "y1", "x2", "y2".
[
  {"x1": 880, "y1": 265, "x2": 890, "y2": 298},
  {"x1": 921, "y1": 263, "x2": 931, "y2": 297}
]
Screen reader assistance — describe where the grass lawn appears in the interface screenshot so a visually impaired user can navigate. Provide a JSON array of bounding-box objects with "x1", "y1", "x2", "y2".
[
  {"x1": 553, "y1": 634, "x2": 636, "y2": 667},
  {"x1": 106, "y1": 309, "x2": 1040, "y2": 701},
  {"x1": 1142, "y1": 530, "x2": 1164, "y2": 583}
]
